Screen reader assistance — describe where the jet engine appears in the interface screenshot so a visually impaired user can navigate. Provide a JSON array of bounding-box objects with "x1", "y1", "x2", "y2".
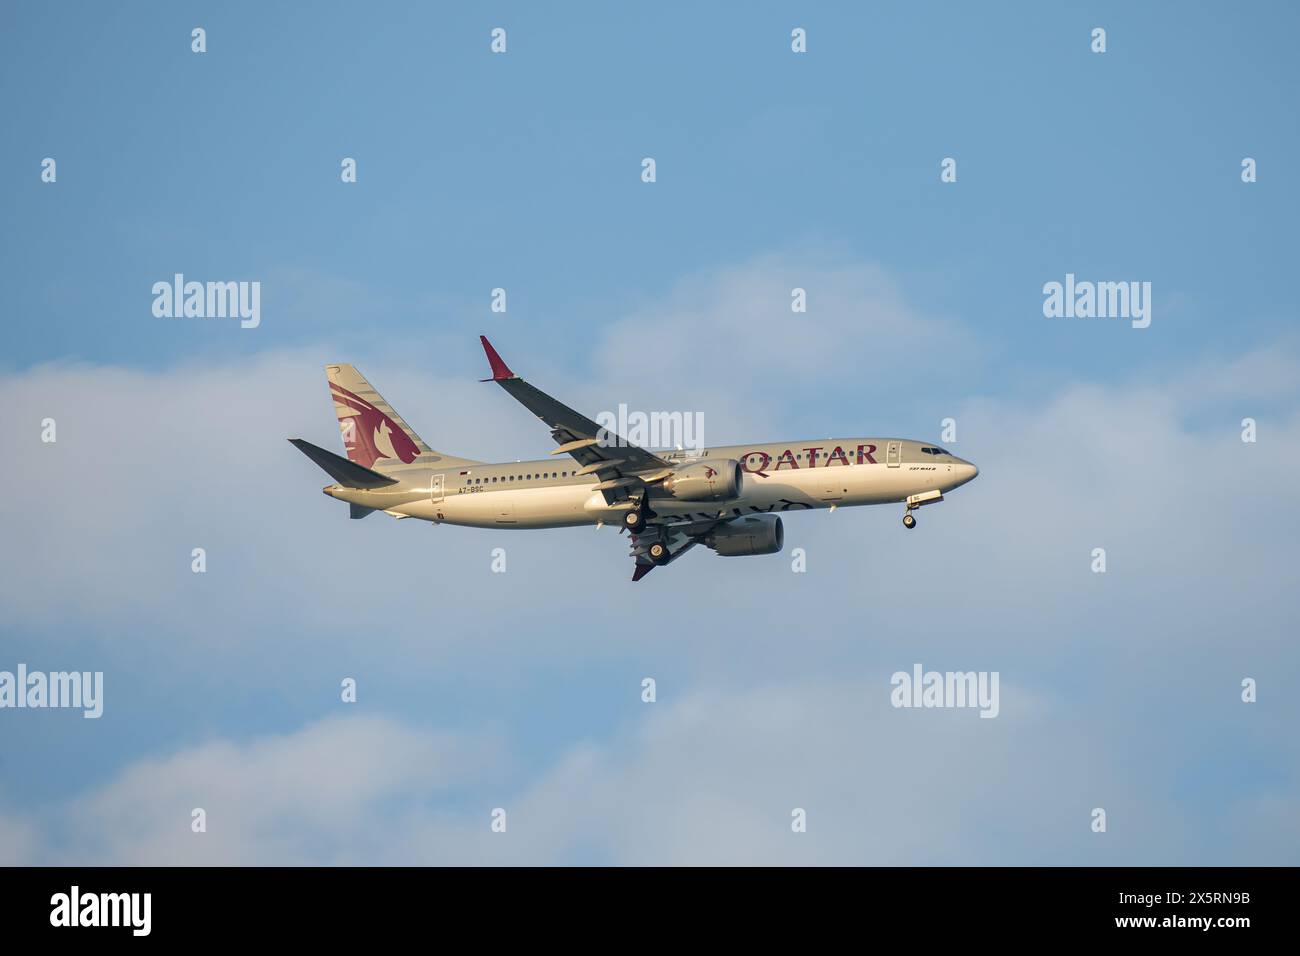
[
  {"x1": 704, "y1": 514, "x2": 784, "y2": 556},
  {"x1": 663, "y1": 459, "x2": 743, "y2": 501}
]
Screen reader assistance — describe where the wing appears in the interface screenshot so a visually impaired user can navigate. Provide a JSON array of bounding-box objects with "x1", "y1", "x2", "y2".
[{"x1": 479, "y1": 336, "x2": 674, "y2": 504}]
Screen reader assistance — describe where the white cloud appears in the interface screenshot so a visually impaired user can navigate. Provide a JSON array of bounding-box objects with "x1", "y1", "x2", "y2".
[
  {"x1": 0, "y1": 815, "x2": 39, "y2": 866},
  {"x1": 6, "y1": 683, "x2": 1291, "y2": 866},
  {"x1": 4, "y1": 714, "x2": 503, "y2": 865},
  {"x1": 584, "y1": 252, "x2": 980, "y2": 436},
  {"x1": 2, "y1": 262, "x2": 1297, "y2": 669}
]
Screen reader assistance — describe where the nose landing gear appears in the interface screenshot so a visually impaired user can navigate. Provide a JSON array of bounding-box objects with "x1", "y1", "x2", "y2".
[{"x1": 902, "y1": 489, "x2": 943, "y2": 529}]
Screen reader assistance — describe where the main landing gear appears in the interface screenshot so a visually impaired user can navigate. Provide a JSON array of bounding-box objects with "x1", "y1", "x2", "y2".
[
  {"x1": 623, "y1": 495, "x2": 657, "y2": 535},
  {"x1": 902, "y1": 513, "x2": 917, "y2": 529},
  {"x1": 625, "y1": 495, "x2": 670, "y2": 565}
]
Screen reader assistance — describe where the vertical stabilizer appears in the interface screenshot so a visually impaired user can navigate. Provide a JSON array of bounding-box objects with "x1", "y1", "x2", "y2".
[{"x1": 324, "y1": 364, "x2": 476, "y2": 469}]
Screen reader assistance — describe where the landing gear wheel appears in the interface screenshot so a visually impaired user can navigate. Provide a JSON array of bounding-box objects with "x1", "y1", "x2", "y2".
[
  {"x1": 624, "y1": 510, "x2": 646, "y2": 534},
  {"x1": 902, "y1": 513, "x2": 917, "y2": 529},
  {"x1": 648, "y1": 541, "x2": 671, "y2": 565}
]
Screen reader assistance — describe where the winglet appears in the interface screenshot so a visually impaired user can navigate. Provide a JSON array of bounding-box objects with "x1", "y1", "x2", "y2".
[
  {"x1": 479, "y1": 335, "x2": 515, "y2": 381},
  {"x1": 632, "y1": 563, "x2": 655, "y2": 582}
]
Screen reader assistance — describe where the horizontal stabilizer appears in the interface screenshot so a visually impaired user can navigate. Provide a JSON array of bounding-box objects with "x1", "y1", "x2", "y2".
[{"x1": 288, "y1": 438, "x2": 399, "y2": 489}]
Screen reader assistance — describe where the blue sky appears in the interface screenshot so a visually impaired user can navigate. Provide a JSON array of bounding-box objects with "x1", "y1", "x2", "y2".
[{"x1": 1, "y1": 1, "x2": 1298, "y2": 864}]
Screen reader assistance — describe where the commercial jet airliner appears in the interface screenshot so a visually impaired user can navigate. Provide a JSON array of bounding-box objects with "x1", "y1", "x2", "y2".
[{"x1": 289, "y1": 337, "x2": 979, "y2": 580}]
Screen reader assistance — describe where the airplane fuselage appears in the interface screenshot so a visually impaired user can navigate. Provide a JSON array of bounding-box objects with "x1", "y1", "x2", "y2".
[{"x1": 324, "y1": 437, "x2": 979, "y2": 529}]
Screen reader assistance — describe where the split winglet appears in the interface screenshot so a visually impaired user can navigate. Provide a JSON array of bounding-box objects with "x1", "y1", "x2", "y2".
[{"x1": 479, "y1": 335, "x2": 516, "y2": 381}]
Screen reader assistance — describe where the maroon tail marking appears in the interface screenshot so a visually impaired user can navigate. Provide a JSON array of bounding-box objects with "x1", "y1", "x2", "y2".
[{"x1": 329, "y1": 383, "x2": 420, "y2": 468}]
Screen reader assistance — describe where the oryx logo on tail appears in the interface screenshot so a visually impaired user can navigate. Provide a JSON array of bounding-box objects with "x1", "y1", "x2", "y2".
[{"x1": 329, "y1": 382, "x2": 420, "y2": 468}]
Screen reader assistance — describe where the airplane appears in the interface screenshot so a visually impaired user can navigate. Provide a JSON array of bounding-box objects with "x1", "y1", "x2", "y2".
[{"x1": 289, "y1": 336, "x2": 979, "y2": 580}]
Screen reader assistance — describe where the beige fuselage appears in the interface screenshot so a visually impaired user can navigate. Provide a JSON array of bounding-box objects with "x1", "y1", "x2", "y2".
[{"x1": 325, "y1": 438, "x2": 979, "y2": 529}]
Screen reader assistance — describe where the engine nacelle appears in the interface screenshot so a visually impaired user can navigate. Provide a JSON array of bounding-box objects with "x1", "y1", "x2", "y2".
[
  {"x1": 705, "y1": 514, "x2": 784, "y2": 557},
  {"x1": 663, "y1": 459, "x2": 743, "y2": 502}
]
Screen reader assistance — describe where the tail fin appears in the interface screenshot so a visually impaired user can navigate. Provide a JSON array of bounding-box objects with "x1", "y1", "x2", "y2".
[{"x1": 325, "y1": 364, "x2": 476, "y2": 469}]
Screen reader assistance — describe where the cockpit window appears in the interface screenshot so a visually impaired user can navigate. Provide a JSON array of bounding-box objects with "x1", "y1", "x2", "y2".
[{"x1": 921, "y1": 446, "x2": 951, "y2": 456}]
